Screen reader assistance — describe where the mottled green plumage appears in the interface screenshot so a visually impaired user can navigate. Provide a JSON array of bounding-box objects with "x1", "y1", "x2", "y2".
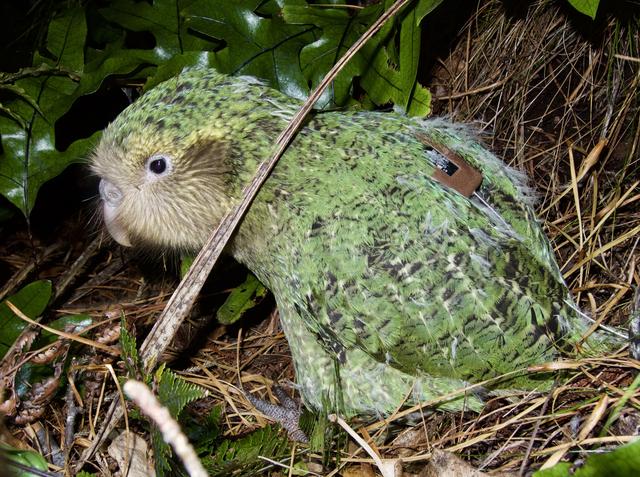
[{"x1": 92, "y1": 69, "x2": 615, "y2": 416}]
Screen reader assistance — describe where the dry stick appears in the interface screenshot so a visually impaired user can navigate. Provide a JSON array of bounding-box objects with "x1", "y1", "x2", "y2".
[
  {"x1": 518, "y1": 384, "x2": 555, "y2": 476},
  {"x1": 79, "y1": 0, "x2": 412, "y2": 465},
  {"x1": 0, "y1": 242, "x2": 60, "y2": 302},
  {"x1": 329, "y1": 414, "x2": 401, "y2": 477},
  {"x1": 54, "y1": 235, "x2": 103, "y2": 302},
  {"x1": 5, "y1": 300, "x2": 119, "y2": 355},
  {"x1": 64, "y1": 364, "x2": 82, "y2": 469}
]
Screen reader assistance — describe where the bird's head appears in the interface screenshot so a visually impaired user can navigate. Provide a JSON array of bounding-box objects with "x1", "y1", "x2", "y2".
[{"x1": 90, "y1": 70, "x2": 287, "y2": 251}]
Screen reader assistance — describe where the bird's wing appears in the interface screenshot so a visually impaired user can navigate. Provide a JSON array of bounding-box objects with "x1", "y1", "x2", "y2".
[{"x1": 266, "y1": 114, "x2": 584, "y2": 387}]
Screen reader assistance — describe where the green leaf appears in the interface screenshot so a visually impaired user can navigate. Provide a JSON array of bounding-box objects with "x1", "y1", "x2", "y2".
[
  {"x1": 144, "y1": 51, "x2": 217, "y2": 90},
  {"x1": 46, "y1": 8, "x2": 87, "y2": 72},
  {"x1": 284, "y1": 0, "x2": 431, "y2": 115},
  {"x1": 283, "y1": 1, "x2": 384, "y2": 107},
  {"x1": 535, "y1": 463, "x2": 572, "y2": 477},
  {"x1": 83, "y1": 0, "x2": 222, "y2": 96},
  {"x1": 156, "y1": 365, "x2": 205, "y2": 417},
  {"x1": 14, "y1": 361, "x2": 58, "y2": 400},
  {"x1": 0, "y1": 280, "x2": 52, "y2": 360},
  {"x1": 360, "y1": 46, "x2": 431, "y2": 116},
  {"x1": 99, "y1": 0, "x2": 210, "y2": 58},
  {"x1": 36, "y1": 314, "x2": 93, "y2": 347},
  {"x1": 1, "y1": 444, "x2": 49, "y2": 477},
  {"x1": 0, "y1": 104, "x2": 28, "y2": 129},
  {"x1": 183, "y1": 405, "x2": 223, "y2": 454},
  {"x1": 179, "y1": 252, "x2": 196, "y2": 279},
  {"x1": 0, "y1": 114, "x2": 100, "y2": 215},
  {"x1": 78, "y1": 47, "x2": 161, "y2": 97},
  {"x1": 216, "y1": 273, "x2": 268, "y2": 325},
  {"x1": 398, "y1": 4, "x2": 421, "y2": 113},
  {"x1": 184, "y1": 0, "x2": 316, "y2": 100},
  {"x1": 414, "y1": 0, "x2": 445, "y2": 24},
  {"x1": 534, "y1": 439, "x2": 640, "y2": 477},
  {"x1": 0, "y1": 8, "x2": 95, "y2": 216},
  {"x1": 599, "y1": 373, "x2": 640, "y2": 437},
  {"x1": 364, "y1": 0, "x2": 431, "y2": 116},
  {"x1": 0, "y1": 83, "x2": 44, "y2": 126},
  {"x1": 301, "y1": 408, "x2": 328, "y2": 453},
  {"x1": 566, "y1": 0, "x2": 599, "y2": 19}
]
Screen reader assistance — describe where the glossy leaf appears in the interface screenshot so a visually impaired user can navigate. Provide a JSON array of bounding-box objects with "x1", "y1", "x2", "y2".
[
  {"x1": 36, "y1": 314, "x2": 93, "y2": 347},
  {"x1": 360, "y1": 45, "x2": 431, "y2": 116},
  {"x1": 216, "y1": 273, "x2": 268, "y2": 325},
  {"x1": 184, "y1": 0, "x2": 316, "y2": 100},
  {"x1": 0, "y1": 280, "x2": 52, "y2": 360},
  {"x1": 0, "y1": 115, "x2": 100, "y2": 215},
  {"x1": 414, "y1": 0, "x2": 445, "y2": 24},
  {"x1": 78, "y1": 46, "x2": 160, "y2": 97},
  {"x1": 283, "y1": 1, "x2": 389, "y2": 108},
  {"x1": 1, "y1": 445, "x2": 49, "y2": 477},
  {"x1": 398, "y1": 4, "x2": 422, "y2": 113},
  {"x1": 0, "y1": 9, "x2": 94, "y2": 215},
  {"x1": 566, "y1": 0, "x2": 600, "y2": 19},
  {"x1": 284, "y1": 0, "x2": 431, "y2": 115},
  {"x1": 145, "y1": 51, "x2": 217, "y2": 90},
  {"x1": 0, "y1": 83, "x2": 43, "y2": 128},
  {"x1": 98, "y1": 0, "x2": 210, "y2": 56}
]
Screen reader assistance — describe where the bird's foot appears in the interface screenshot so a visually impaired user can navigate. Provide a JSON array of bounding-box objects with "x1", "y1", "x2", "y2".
[{"x1": 245, "y1": 385, "x2": 309, "y2": 443}]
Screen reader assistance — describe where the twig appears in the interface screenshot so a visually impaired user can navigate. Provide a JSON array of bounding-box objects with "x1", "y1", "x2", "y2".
[
  {"x1": 54, "y1": 235, "x2": 103, "y2": 302},
  {"x1": 5, "y1": 301, "x2": 119, "y2": 355},
  {"x1": 0, "y1": 243, "x2": 60, "y2": 301},
  {"x1": 519, "y1": 384, "x2": 555, "y2": 476},
  {"x1": 329, "y1": 414, "x2": 402, "y2": 477}
]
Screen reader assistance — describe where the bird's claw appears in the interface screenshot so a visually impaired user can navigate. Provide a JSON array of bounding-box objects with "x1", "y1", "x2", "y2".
[{"x1": 245, "y1": 385, "x2": 309, "y2": 443}]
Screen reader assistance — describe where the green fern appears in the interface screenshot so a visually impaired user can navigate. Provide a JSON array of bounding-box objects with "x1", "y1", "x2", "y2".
[
  {"x1": 203, "y1": 425, "x2": 292, "y2": 477},
  {"x1": 120, "y1": 319, "x2": 208, "y2": 476},
  {"x1": 183, "y1": 405, "x2": 223, "y2": 455},
  {"x1": 119, "y1": 315, "x2": 142, "y2": 379},
  {"x1": 155, "y1": 364, "x2": 206, "y2": 417},
  {"x1": 151, "y1": 364, "x2": 207, "y2": 476}
]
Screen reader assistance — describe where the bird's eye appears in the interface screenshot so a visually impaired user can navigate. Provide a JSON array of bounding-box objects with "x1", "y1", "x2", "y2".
[
  {"x1": 145, "y1": 154, "x2": 173, "y2": 181},
  {"x1": 149, "y1": 158, "x2": 166, "y2": 174}
]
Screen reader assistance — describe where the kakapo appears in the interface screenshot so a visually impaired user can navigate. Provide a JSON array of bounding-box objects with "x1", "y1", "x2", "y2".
[{"x1": 91, "y1": 69, "x2": 617, "y2": 416}]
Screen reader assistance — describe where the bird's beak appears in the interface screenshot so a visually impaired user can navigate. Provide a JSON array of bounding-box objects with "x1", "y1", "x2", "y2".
[{"x1": 99, "y1": 179, "x2": 132, "y2": 247}]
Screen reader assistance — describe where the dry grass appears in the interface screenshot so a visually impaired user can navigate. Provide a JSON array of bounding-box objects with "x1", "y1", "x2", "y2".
[
  {"x1": 431, "y1": 3, "x2": 640, "y2": 322},
  {"x1": 1, "y1": 0, "x2": 639, "y2": 475}
]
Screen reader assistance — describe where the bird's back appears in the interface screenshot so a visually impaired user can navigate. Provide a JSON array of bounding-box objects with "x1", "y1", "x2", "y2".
[{"x1": 233, "y1": 109, "x2": 596, "y2": 393}]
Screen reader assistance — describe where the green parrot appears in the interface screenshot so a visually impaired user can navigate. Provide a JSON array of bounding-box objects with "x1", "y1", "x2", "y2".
[{"x1": 91, "y1": 68, "x2": 619, "y2": 416}]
